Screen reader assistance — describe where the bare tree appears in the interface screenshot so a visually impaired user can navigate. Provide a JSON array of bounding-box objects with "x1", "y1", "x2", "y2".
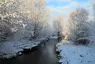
[
  {"x1": 21, "y1": 0, "x2": 50, "y2": 40},
  {"x1": 66, "y1": 8, "x2": 89, "y2": 44},
  {"x1": 0, "y1": 0, "x2": 50, "y2": 41},
  {"x1": 53, "y1": 15, "x2": 64, "y2": 41},
  {"x1": 0, "y1": 0, "x2": 28, "y2": 41},
  {"x1": 53, "y1": 15, "x2": 64, "y2": 34},
  {"x1": 92, "y1": 0, "x2": 95, "y2": 20}
]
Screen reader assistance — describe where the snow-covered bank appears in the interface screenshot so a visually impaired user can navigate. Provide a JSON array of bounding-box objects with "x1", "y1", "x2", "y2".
[
  {"x1": 50, "y1": 36, "x2": 58, "y2": 39},
  {"x1": 56, "y1": 40, "x2": 95, "y2": 64},
  {"x1": 0, "y1": 40, "x2": 40, "y2": 58}
]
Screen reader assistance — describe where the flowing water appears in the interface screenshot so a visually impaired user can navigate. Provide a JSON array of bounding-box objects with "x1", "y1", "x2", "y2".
[{"x1": 0, "y1": 39, "x2": 58, "y2": 64}]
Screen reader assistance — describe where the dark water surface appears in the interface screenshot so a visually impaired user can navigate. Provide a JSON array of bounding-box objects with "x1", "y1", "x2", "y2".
[{"x1": 0, "y1": 39, "x2": 58, "y2": 64}]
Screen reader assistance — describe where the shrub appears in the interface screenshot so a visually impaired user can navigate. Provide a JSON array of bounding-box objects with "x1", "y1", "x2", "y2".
[{"x1": 75, "y1": 38, "x2": 90, "y2": 45}]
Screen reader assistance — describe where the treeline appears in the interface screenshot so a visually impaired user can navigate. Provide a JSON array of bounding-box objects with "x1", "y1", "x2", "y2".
[
  {"x1": 0, "y1": 0, "x2": 95, "y2": 45},
  {"x1": 53, "y1": 4, "x2": 95, "y2": 45},
  {"x1": 0, "y1": 0, "x2": 51, "y2": 42}
]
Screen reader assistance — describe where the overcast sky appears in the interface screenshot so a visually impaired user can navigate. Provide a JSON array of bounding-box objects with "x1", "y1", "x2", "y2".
[{"x1": 46, "y1": 0, "x2": 93, "y2": 18}]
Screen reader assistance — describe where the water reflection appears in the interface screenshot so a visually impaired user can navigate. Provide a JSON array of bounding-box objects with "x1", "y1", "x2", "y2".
[{"x1": 0, "y1": 39, "x2": 58, "y2": 64}]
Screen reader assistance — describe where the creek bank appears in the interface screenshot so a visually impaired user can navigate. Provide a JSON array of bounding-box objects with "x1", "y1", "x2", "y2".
[
  {"x1": 0, "y1": 39, "x2": 58, "y2": 64},
  {"x1": 0, "y1": 38, "x2": 50, "y2": 59},
  {"x1": 56, "y1": 40, "x2": 95, "y2": 64}
]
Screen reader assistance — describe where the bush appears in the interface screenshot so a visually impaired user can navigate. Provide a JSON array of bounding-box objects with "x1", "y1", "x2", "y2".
[{"x1": 75, "y1": 38, "x2": 90, "y2": 45}]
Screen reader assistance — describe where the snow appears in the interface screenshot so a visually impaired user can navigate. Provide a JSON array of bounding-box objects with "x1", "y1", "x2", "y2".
[
  {"x1": 50, "y1": 36, "x2": 58, "y2": 39},
  {"x1": 56, "y1": 40, "x2": 95, "y2": 64},
  {"x1": 0, "y1": 40, "x2": 40, "y2": 58}
]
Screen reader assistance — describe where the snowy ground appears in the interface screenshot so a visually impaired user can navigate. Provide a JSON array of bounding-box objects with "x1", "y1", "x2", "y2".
[
  {"x1": 56, "y1": 40, "x2": 95, "y2": 64},
  {"x1": 0, "y1": 40, "x2": 40, "y2": 58}
]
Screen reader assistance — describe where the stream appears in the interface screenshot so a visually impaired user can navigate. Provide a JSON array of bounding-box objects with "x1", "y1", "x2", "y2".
[{"x1": 0, "y1": 39, "x2": 58, "y2": 64}]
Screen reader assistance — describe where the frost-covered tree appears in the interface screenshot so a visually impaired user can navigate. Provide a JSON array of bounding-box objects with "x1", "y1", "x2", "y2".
[
  {"x1": 0, "y1": 0, "x2": 50, "y2": 41},
  {"x1": 21, "y1": 0, "x2": 50, "y2": 40},
  {"x1": 0, "y1": 0, "x2": 27, "y2": 41},
  {"x1": 53, "y1": 15, "x2": 64, "y2": 35},
  {"x1": 53, "y1": 15, "x2": 64, "y2": 41},
  {"x1": 93, "y1": 1, "x2": 95, "y2": 20},
  {"x1": 66, "y1": 8, "x2": 89, "y2": 44},
  {"x1": 87, "y1": 2, "x2": 95, "y2": 37}
]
